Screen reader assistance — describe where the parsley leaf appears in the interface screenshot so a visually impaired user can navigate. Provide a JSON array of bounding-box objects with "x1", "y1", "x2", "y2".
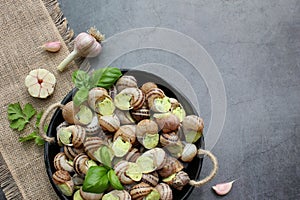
[
  {"x1": 7, "y1": 103, "x2": 36, "y2": 131},
  {"x1": 19, "y1": 131, "x2": 45, "y2": 146}
]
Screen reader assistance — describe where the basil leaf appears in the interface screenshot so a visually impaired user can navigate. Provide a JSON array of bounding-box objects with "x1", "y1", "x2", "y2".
[
  {"x1": 73, "y1": 88, "x2": 89, "y2": 106},
  {"x1": 99, "y1": 145, "x2": 113, "y2": 168},
  {"x1": 73, "y1": 70, "x2": 91, "y2": 89},
  {"x1": 96, "y1": 67, "x2": 122, "y2": 89},
  {"x1": 107, "y1": 169, "x2": 123, "y2": 190},
  {"x1": 82, "y1": 166, "x2": 109, "y2": 194},
  {"x1": 89, "y1": 68, "x2": 104, "y2": 87}
]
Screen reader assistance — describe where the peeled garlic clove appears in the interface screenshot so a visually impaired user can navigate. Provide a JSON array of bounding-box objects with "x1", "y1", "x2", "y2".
[
  {"x1": 25, "y1": 68, "x2": 56, "y2": 98},
  {"x1": 212, "y1": 180, "x2": 235, "y2": 196}
]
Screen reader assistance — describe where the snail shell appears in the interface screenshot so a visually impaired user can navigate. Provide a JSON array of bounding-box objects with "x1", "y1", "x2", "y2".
[
  {"x1": 116, "y1": 75, "x2": 138, "y2": 92},
  {"x1": 56, "y1": 121, "x2": 69, "y2": 132},
  {"x1": 87, "y1": 87, "x2": 108, "y2": 112},
  {"x1": 130, "y1": 105, "x2": 150, "y2": 122},
  {"x1": 136, "y1": 119, "x2": 158, "y2": 138},
  {"x1": 113, "y1": 125, "x2": 136, "y2": 144},
  {"x1": 84, "y1": 137, "x2": 107, "y2": 161},
  {"x1": 129, "y1": 182, "x2": 153, "y2": 200},
  {"x1": 160, "y1": 132, "x2": 180, "y2": 147},
  {"x1": 168, "y1": 171, "x2": 190, "y2": 190},
  {"x1": 125, "y1": 148, "x2": 141, "y2": 162},
  {"x1": 182, "y1": 115, "x2": 204, "y2": 143},
  {"x1": 73, "y1": 153, "x2": 89, "y2": 175},
  {"x1": 108, "y1": 85, "x2": 117, "y2": 99},
  {"x1": 98, "y1": 114, "x2": 120, "y2": 132},
  {"x1": 146, "y1": 88, "x2": 165, "y2": 110},
  {"x1": 57, "y1": 125, "x2": 86, "y2": 148},
  {"x1": 85, "y1": 116, "x2": 102, "y2": 136},
  {"x1": 72, "y1": 174, "x2": 84, "y2": 186},
  {"x1": 158, "y1": 156, "x2": 184, "y2": 178},
  {"x1": 169, "y1": 98, "x2": 180, "y2": 108},
  {"x1": 71, "y1": 125, "x2": 86, "y2": 148},
  {"x1": 140, "y1": 82, "x2": 158, "y2": 95},
  {"x1": 142, "y1": 148, "x2": 166, "y2": 170},
  {"x1": 52, "y1": 170, "x2": 71, "y2": 185},
  {"x1": 79, "y1": 187, "x2": 103, "y2": 200},
  {"x1": 181, "y1": 143, "x2": 197, "y2": 162},
  {"x1": 154, "y1": 113, "x2": 180, "y2": 133},
  {"x1": 54, "y1": 152, "x2": 73, "y2": 172},
  {"x1": 141, "y1": 171, "x2": 159, "y2": 187},
  {"x1": 160, "y1": 132, "x2": 183, "y2": 158},
  {"x1": 62, "y1": 101, "x2": 75, "y2": 124},
  {"x1": 155, "y1": 183, "x2": 173, "y2": 200},
  {"x1": 114, "y1": 88, "x2": 145, "y2": 110},
  {"x1": 63, "y1": 146, "x2": 84, "y2": 161},
  {"x1": 104, "y1": 190, "x2": 131, "y2": 200},
  {"x1": 114, "y1": 161, "x2": 134, "y2": 185},
  {"x1": 115, "y1": 109, "x2": 135, "y2": 125}
]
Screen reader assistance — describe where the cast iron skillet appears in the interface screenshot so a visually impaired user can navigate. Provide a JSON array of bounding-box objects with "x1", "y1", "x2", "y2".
[{"x1": 45, "y1": 69, "x2": 204, "y2": 200}]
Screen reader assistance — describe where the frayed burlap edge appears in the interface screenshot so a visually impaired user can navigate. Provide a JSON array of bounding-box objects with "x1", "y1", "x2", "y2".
[
  {"x1": 0, "y1": 154, "x2": 22, "y2": 200},
  {"x1": 43, "y1": 0, "x2": 75, "y2": 51},
  {"x1": 0, "y1": 0, "x2": 75, "y2": 199}
]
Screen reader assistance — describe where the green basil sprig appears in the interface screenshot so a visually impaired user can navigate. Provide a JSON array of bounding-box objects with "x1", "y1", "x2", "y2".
[
  {"x1": 82, "y1": 146, "x2": 123, "y2": 194},
  {"x1": 82, "y1": 166, "x2": 109, "y2": 194},
  {"x1": 72, "y1": 67, "x2": 122, "y2": 106}
]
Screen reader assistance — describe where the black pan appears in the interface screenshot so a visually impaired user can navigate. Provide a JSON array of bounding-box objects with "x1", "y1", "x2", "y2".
[{"x1": 45, "y1": 69, "x2": 204, "y2": 200}]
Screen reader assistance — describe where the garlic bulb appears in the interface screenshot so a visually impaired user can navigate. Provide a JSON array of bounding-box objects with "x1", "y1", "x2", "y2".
[{"x1": 57, "y1": 32, "x2": 103, "y2": 72}]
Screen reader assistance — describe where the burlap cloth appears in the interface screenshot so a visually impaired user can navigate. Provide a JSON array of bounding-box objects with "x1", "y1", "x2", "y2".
[{"x1": 0, "y1": 0, "x2": 76, "y2": 199}]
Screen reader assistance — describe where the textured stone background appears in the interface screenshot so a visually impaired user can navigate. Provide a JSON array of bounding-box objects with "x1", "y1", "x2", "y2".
[
  {"x1": 0, "y1": 1, "x2": 291, "y2": 200},
  {"x1": 57, "y1": 0, "x2": 300, "y2": 199}
]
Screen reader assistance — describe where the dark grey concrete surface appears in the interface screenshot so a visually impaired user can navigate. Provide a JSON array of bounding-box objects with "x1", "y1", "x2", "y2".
[{"x1": 57, "y1": 0, "x2": 300, "y2": 200}]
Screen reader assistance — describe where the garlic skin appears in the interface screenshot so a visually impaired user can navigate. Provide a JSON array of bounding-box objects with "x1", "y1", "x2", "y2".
[
  {"x1": 57, "y1": 32, "x2": 102, "y2": 72},
  {"x1": 42, "y1": 41, "x2": 61, "y2": 52}
]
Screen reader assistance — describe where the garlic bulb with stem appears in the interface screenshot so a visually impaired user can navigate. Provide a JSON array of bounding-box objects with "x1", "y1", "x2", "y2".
[{"x1": 57, "y1": 30, "x2": 104, "y2": 72}]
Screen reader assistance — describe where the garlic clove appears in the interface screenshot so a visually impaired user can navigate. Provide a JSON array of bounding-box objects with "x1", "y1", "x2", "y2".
[
  {"x1": 212, "y1": 180, "x2": 236, "y2": 196},
  {"x1": 25, "y1": 69, "x2": 56, "y2": 99},
  {"x1": 42, "y1": 41, "x2": 61, "y2": 53}
]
